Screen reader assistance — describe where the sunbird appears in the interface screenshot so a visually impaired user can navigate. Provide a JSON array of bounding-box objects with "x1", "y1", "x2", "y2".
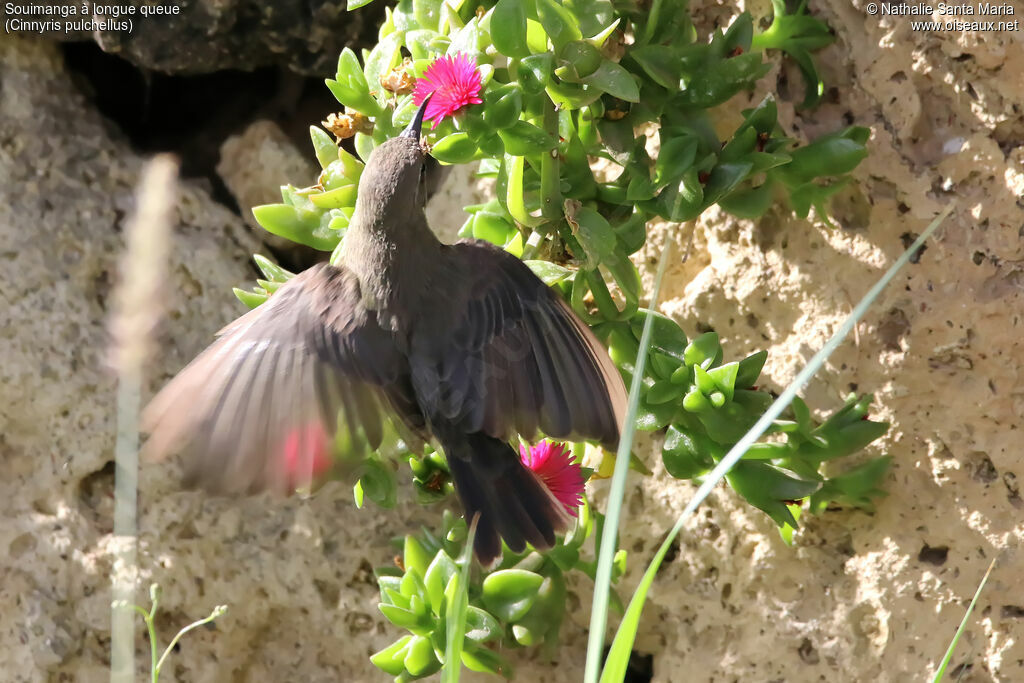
[{"x1": 144, "y1": 100, "x2": 626, "y2": 563}]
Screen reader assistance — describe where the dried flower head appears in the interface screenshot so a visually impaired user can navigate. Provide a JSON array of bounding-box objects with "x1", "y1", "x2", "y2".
[
  {"x1": 602, "y1": 29, "x2": 627, "y2": 62},
  {"x1": 520, "y1": 441, "x2": 585, "y2": 517},
  {"x1": 380, "y1": 59, "x2": 416, "y2": 95},
  {"x1": 322, "y1": 111, "x2": 374, "y2": 140},
  {"x1": 412, "y1": 53, "x2": 483, "y2": 129}
]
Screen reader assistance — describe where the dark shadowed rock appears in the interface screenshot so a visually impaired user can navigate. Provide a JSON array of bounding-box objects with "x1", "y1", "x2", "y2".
[{"x1": 6, "y1": 0, "x2": 383, "y2": 75}]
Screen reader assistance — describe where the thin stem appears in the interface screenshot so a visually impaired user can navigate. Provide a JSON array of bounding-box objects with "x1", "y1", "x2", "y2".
[
  {"x1": 539, "y1": 97, "x2": 562, "y2": 223},
  {"x1": 146, "y1": 613, "x2": 159, "y2": 683},
  {"x1": 110, "y1": 155, "x2": 177, "y2": 683},
  {"x1": 154, "y1": 606, "x2": 229, "y2": 676},
  {"x1": 111, "y1": 377, "x2": 140, "y2": 683},
  {"x1": 521, "y1": 230, "x2": 545, "y2": 260}
]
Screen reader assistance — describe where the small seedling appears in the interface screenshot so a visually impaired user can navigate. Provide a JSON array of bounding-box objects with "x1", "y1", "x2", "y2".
[{"x1": 112, "y1": 583, "x2": 228, "y2": 683}]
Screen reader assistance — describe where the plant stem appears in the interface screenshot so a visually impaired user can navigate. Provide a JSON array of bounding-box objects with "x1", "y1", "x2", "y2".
[
  {"x1": 540, "y1": 98, "x2": 563, "y2": 224},
  {"x1": 154, "y1": 606, "x2": 229, "y2": 676},
  {"x1": 110, "y1": 155, "x2": 178, "y2": 683},
  {"x1": 521, "y1": 230, "x2": 545, "y2": 260}
]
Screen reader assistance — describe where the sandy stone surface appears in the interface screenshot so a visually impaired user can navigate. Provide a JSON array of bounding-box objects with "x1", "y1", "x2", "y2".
[
  {"x1": 2, "y1": 0, "x2": 1023, "y2": 678},
  {"x1": 217, "y1": 119, "x2": 320, "y2": 256}
]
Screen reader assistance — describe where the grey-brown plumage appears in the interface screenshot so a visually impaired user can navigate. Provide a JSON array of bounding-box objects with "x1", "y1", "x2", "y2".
[{"x1": 143, "y1": 102, "x2": 626, "y2": 564}]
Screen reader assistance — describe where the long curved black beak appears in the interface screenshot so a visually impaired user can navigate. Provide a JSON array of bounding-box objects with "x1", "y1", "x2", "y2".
[{"x1": 400, "y1": 95, "x2": 431, "y2": 140}]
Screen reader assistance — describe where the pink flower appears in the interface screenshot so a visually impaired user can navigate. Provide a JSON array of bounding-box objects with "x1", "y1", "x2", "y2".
[
  {"x1": 282, "y1": 422, "x2": 332, "y2": 488},
  {"x1": 520, "y1": 441, "x2": 585, "y2": 517},
  {"x1": 412, "y1": 53, "x2": 483, "y2": 129}
]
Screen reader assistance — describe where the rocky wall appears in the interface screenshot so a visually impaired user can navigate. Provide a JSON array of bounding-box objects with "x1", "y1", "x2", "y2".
[{"x1": 1, "y1": 0, "x2": 1022, "y2": 679}]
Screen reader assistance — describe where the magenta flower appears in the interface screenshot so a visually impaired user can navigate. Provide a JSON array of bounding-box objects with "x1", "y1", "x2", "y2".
[
  {"x1": 412, "y1": 53, "x2": 483, "y2": 129},
  {"x1": 520, "y1": 441, "x2": 586, "y2": 517},
  {"x1": 282, "y1": 422, "x2": 332, "y2": 488}
]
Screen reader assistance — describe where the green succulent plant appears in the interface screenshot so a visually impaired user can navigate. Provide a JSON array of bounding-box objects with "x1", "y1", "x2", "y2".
[{"x1": 231, "y1": 0, "x2": 888, "y2": 678}]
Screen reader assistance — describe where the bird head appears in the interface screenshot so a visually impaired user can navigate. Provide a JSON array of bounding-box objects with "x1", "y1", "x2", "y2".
[{"x1": 350, "y1": 98, "x2": 430, "y2": 227}]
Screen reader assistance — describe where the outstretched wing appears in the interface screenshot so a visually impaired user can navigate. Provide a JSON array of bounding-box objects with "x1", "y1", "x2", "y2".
[
  {"x1": 410, "y1": 240, "x2": 626, "y2": 449},
  {"x1": 143, "y1": 263, "x2": 424, "y2": 494}
]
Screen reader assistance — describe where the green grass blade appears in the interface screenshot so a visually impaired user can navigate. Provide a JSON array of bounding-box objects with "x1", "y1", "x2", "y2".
[
  {"x1": 930, "y1": 558, "x2": 997, "y2": 682},
  {"x1": 584, "y1": 236, "x2": 675, "y2": 683},
  {"x1": 600, "y1": 205, "x2": 952, "y2": 682},
  {"x1": 443, "y1": 516, "x2": 478, "y2": 683}
]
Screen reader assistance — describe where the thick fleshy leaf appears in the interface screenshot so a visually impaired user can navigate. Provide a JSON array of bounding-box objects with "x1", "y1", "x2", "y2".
[
  {"x1": 653, "y1": 135, "x2": 698, "y2": 187},
  {"x1": 252, "y1": 204, "x2": 339, "y2": 251},
  {"x1": 472, "y1": 211, "x2": 516, "y2": 245},
  {"x1": 797, "y1": 420, "x2": 890, "y2": 462},
  {"x1": 308, "y1": 185, "x2": 357, "y2": 209},
  {"x1": 526, "y1": 260, "x2": 574, "y2": 286},
  {"x1": 232, "y1": 287, "x2": 267, "y2": 309},
  {"x1": 662, "y1": 425, "x2": 715, "y2": 479},
  {"x1": 735, "y1": 350, "x2": 767, "y2": 388},
  {"x1": 464, "y1": 606, "x2": 502, "y2": 643},
  {"x1": 546, "y1": 80, "x2": 601, "y2": 109},
  {"x1": 646, "y1": 380, "x2": 685, "y2": 405},
  {"x1": 706, "y1": 362, "x2": 739, "y2": 401},
  {"x1": 354, "y1": 132, "x2": 376, "y2": 164},
  {"x1": 505, "y1": 154, "x2": 542, "y2": 227},
  {"x1": 461, "y1": 646, "x2": 510, "y2": 675},
  {"x1": 359, "y1": 457, "x2": 397, "y2": 508},
  {"x1": 378, "y1": 603, "x2": 431, "y2": 632},
  {"x1": 431, "y1": 132, "x2": 482, "y2": 164},
  {"x1": 779, "y1": 127, "x2": 870, "y2": 184},
  {"x1": 370, "y1": 636, "x2": 413, "y2": 676},
  {"x1": 403, "y1": 536, "x2": 432, "y2": 580},
  {"x1": 413, "y1": 0, "x2": 442, "y2": 31},
  {"x1": 558, "y1": 40, "x2": 603, "y2": 79},
  {"x1": 631, "y1": 45, "x2": 681, "y2": 90},
  {"x1": 252, "y1": 254, "x2": 294, "y2": 283},
  {"x1": 678, "y1": 53, "x2": 771, "y2": 109},
  {"x1": 629, "y1": 309, "x2": 688, "y2": 361},
  {"x1": 581, "y1": 60, "x2": 640, "y2": 102},
  {"x1": 310, "y1": 126, "x2": 338, "y2": 169},
  {"x1": 498, "y1": 120, "x2": 556, "y2": 156},
  {"x1": 569, "y1": 205, "x2": 617, "y2": 268},
  {"x1": 808, "y1": 456, "x2": 891, "y2": 512},
  {"x1": 404, "y1": 634, "x2": 442, "y2": 677},
  {"x1": 363, "y1": 31, "x2": 406, "y2": 100},
  {"x1": 481, "y1": 569, "x2": 543, "y2": 622},
  {"x1": 483, "y1": 83, "x2": 524, "y2": 130},
  {"x1": 491, "y1": 0, "x2": 530, "y2": 57},
  {"x1": 683, "y1": 331, "x2": 722, "y2": 369},
  {"x1": 701, "y1": 161, "x2": 754, "y2": 206},
  {"x1": 537, "y1": 0, "x2": 582, "y2": 50},
  {"x1": 519, "y1": 53, "x2": 554, "y2": 94},
  {"x1": 726, "y1": 461, "x2": 822, "y2": 527},
  {"x1": 326, "y1": 48, "x2": 379, "y2": 115},
  {"x1": 719, "y1": 181, "x2": 776, "y2": 219}
]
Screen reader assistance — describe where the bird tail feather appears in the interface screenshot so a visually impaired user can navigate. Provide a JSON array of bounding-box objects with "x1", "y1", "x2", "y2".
[{"x1": 441, "y1": 432, "x2": 568, "y2": 565}]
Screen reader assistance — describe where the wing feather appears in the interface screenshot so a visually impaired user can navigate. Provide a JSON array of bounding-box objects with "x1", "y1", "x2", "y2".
[
  {"x1": 411, "y1": 241, "x2": 626, "y2": 449},
  {"x1": 143, "y1": 262, "x2": 423, "y2": 494}
]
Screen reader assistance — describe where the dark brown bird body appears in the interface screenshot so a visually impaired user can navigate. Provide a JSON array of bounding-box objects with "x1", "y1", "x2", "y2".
[{"x1": 144, "y1": 108, "x2": 626, "y2": 563}]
